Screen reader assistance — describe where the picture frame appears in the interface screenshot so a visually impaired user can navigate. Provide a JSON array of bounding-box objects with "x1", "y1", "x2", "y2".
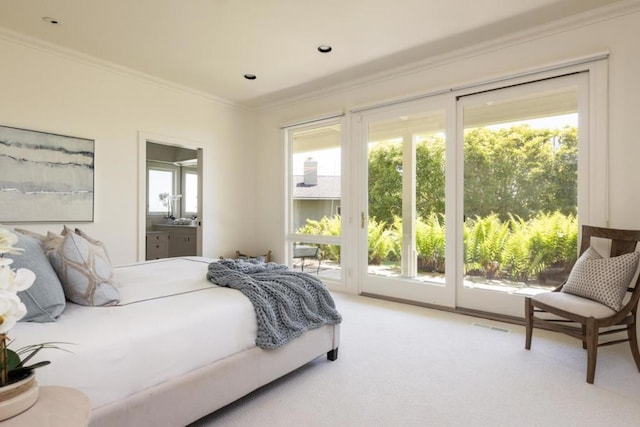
[{"x1": 0, "y1": 124, "x2": 95, "y2": 222}]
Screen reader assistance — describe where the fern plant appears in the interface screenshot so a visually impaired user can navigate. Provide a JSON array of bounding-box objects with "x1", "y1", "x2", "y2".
[
  {"x1": 296, "y1": 210, "x2": 578, "y2": 284},
  {"x1": 464, "y1": 214, "x2": 508, "y2": 278},
  {"x1": 416, "y1": 213, "x2": 446, "y2": 272},
  {"x1": 368, "y1": 218, "x2": 397, "y2": 265}
]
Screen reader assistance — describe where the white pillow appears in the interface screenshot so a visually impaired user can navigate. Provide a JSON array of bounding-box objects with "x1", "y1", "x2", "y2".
[
  {"x1": 562, "y1": 247, "x2": 639, "y2": 311},
  {"x1": 48, "y1": 226, "x2": 119, "y2": 306}
]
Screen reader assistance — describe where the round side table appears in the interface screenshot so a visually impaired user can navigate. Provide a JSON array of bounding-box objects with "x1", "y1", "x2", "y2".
[{"x1": 1, "y1": 386, "x2": 90, "y2": 427}]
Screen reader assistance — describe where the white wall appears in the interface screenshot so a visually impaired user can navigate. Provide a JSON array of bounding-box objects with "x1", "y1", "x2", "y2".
[
  {"x1": 0, "y1": 35, "x2": 257, "y2": 265},
  {"x1": 254, "y1": 6, "x2": 640, "y2": 285}
]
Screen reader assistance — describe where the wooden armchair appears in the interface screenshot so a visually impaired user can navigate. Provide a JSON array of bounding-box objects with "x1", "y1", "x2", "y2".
[{"x1": 525, "y1": 225, "x2": 640, "y2": 383}]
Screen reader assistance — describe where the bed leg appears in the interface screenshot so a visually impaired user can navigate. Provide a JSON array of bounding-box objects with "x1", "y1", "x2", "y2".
[{"x1": 327, "y1": 347, "x2": 339, "y2": 361}]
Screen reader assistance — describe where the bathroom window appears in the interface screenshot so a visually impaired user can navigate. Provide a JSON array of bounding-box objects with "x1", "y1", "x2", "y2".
[
  {"x1": 147, "y1": 163, "x2": 179, "y2": 216},
  {"x1": 182, "y1": 168, "x2": 198, "y2": 216}
]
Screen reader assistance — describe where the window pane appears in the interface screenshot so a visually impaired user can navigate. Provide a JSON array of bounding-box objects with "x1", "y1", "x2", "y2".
[
  {"x1": 288, "y1": 122, "x2": 342, "y2": 283},
  {"x1": 463, "y1": 86, "x2": 579, "y2": 293},
  {"x1": 149, "y1": 169, "x2": 174, "y2": 213},
  {"x1": 367, "y1": 109, "x2": 446, "y2": 283},
  {"x1": 184, "y1": 172, "x2": 198, "y2": 213},
  {"x1": 292, "y1": 124, "x2": 341, "y2": 235}
]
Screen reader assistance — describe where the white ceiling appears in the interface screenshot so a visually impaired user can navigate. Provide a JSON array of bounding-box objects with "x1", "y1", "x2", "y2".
[{"x1": 0, "y1": 0, "x2": 623, "y2": 107}]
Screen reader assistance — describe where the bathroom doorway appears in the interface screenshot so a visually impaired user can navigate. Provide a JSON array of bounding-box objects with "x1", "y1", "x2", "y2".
[{"x1": 137, "y1": 132, "x2": 203, "y2": 261}]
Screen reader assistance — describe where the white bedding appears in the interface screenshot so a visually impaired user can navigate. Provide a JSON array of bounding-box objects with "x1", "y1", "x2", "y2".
[
  {"x1": 11, "y1": 257, "x2": 257, "y2": 410},
  {"x1": 116, "y1": 257, "x2": 216, "y2": 304}
]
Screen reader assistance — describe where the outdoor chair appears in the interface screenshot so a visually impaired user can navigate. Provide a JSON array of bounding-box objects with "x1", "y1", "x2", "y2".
[
  {"x1": 293, "y1": 244, "x2": 321, "y2": 274},
  {"x1": 525, "y1": 225, "x2": 640, "y2": 384}
]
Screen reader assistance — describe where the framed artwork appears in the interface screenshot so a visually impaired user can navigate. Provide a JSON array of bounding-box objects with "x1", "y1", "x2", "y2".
[{"x1": 0, "y1": 124, "x2": 94, "y2": 222}]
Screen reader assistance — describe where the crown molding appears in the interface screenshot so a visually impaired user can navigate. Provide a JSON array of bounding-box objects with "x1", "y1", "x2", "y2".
[
  {"x1": 0, "y1": 26, "x2": 250, "y2": 111},
  {"x1": 258, "y1": 0, "x2": 640, "y2": 111}
]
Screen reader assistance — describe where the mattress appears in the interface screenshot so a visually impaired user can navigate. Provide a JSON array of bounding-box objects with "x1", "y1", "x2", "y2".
[{"x1": 11, "y1": 257, "x2": 257, "y2": 410}]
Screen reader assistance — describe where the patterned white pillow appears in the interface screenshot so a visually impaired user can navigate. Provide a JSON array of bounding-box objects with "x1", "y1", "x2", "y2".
[
  {"x1": 562, "y1": 247, "x2": 640, "y2": 311},
  {"x1": 48, "y1": 227, "x2": 119, "y2": 306}
]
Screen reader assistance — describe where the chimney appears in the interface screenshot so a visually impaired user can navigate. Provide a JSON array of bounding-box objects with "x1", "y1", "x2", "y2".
[{"x1": 303, "y1": 158, "x2": 317, "y2": 186}]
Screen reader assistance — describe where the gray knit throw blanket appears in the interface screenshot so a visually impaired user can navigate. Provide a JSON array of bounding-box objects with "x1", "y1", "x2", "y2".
[{"x1": 207, "y1": 259, "x2": 342, "y2": 349}]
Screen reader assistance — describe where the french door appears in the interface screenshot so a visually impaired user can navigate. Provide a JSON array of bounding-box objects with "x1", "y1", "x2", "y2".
[
  {"x1": 354, "y1": 65, "x2": 604, "y2": 317},
  {"x1": 357, "y1": 96, "x2": 456, "y2": 307},
  {"x1": 455, "y1": 73, "x2": 588, "y2": 317}
]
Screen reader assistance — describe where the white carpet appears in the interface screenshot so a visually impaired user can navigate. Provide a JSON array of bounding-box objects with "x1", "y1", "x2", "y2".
[{"x1": 191, "y1": 292, "x2": 640, "y2": 427}]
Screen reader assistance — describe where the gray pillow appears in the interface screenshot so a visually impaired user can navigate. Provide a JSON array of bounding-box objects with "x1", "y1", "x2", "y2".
[
  {"x1": 562, "y1": 247, "x2": 640, "y2": 311},
  {"x1": 6, "y1": 230, "x2": 66, "y2": 322}
]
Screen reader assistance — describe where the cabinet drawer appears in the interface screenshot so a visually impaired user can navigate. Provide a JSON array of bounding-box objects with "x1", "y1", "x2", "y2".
[
  {"x1": 149, "y1": 233, "x2": 167, "y2": 242},
  {"x1": 146, "y1": 232, "x2": 169, "y2": 260}
]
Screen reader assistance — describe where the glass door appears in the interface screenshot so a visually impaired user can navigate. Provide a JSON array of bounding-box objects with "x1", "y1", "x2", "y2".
[
  {"x1": 456, "y1": 73, "x2": 587, "y2": 317},
  {"x1": 359, "y1": 97, "x2": 455, "y2": 306}
]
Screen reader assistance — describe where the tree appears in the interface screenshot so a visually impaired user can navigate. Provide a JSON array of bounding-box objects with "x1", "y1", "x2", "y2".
[
  {"x1": 463, "y1": 125, "x2": 577, "y2": 221},
  {"x1": 368, "y1": 141, "x2": 403, "y2": 225},
  {"x1": 368, "y1": 135, "x2": 446, "y2": 225},
  {"x1": 368, "y1": 126, "x2": 577, "y2": 224},
  {"x1": 416, "y1": 136, "x2": 446, "y2": 220}
]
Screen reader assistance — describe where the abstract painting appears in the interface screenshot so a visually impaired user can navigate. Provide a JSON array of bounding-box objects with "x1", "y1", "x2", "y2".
[{"x1": 0, "y1": 124, "x2": 94, "y2": 222}]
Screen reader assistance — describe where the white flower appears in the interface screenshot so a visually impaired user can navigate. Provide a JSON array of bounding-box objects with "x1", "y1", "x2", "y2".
[
  {"x1": 0, "y1": 265, "x2": 35, "y2": 294},
  {"x1": 159, "y1": 192, "x2": 170, "y2": 206},
  {"x1": 0, "y1": 291, "x2": 27, "y2": 334},
  {"x1": 0, "y1": 226, "x2": 36, "y2": 338},
  {"x1": 0, "y1": 229, "x2": 23, "y2": 256}
]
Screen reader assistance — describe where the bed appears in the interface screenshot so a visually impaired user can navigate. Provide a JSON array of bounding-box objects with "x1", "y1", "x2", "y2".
[{"x1": 11, "y1": 256, "x2": 341, "y2": 427}]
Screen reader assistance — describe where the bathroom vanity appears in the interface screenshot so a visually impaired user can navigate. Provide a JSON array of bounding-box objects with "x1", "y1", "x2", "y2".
[{"x1": 147, "y1": 224, "x2": 197, "y2": 259}]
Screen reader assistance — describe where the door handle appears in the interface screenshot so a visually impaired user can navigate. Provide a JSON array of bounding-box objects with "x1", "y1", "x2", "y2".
[{"x1": 361, "y1": 212, "x2": 365, "y2": 229}]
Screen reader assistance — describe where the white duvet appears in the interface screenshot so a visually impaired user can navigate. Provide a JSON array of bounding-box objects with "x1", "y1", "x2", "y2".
[{"x1": 11, "y1": 257, "x2": 257, "y2": 410}]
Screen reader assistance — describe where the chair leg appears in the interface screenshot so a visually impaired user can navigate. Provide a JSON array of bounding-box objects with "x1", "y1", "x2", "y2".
[
  {"x1": 627, "y1": 319, "x2": 640, "y2": 373},
  {"x1": 581, "y1": 324, "x2": 587, "y2": 349},
  {"x1": 586, "y1": 318, "x2": 598, "y2": 384},
  {"x1": 525, "y1": 298, "x2": 533, "y2": 350}
]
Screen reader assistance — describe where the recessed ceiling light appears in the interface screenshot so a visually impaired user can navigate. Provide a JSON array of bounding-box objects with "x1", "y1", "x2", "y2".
[
  {"x1": 317, "y1": 45, "x2": 332, "y2": 54},
  {"x1": 244, "y1": 74, "x2": 257, "y2": 80},
  {"x1": 42, "y1": 17, "x2": 60, "y2": 25}
]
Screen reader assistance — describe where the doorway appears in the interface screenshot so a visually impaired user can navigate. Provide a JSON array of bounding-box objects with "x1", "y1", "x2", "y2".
[
  {"x1": 351, "y1": 60, "x2": 607, "y2": 318},
  {"x1": 137, "y1": 132, "x2": 203, "y2": 261},
  {"x1": 357, "y1": 96, "x2": 456, "y2": 307},
  {"x1": 455, "y1": 73, "x2": 587, "y2": 317}
]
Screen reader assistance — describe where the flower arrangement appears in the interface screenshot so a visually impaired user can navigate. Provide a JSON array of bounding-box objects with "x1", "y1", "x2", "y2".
[
  {"x1": 158, "y1": 192, "x2": 172, "y2": 218},
  {"x1": 158, "y1": 192, "x2": 182, "y2": 220},
  {"x1": 0, "y1": 228, "x2": 61, "y2": 386}
]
